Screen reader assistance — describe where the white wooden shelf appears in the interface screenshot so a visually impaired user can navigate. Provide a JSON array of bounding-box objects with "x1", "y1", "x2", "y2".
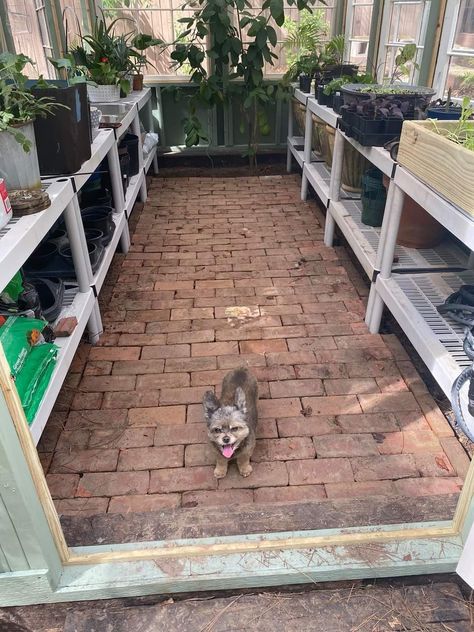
[
  {"x1": 375, "y1": 270, "x2": 474, "y2": 402},
  {"x1": 30, "y1": 286, "x2": 95, "y2": 445},
  {"x1": 287, "y1": 136, "x2": 305, "y2": 168},
  {"x1": 93, "y1": 212, "x2": 127, "y2": 294},
  {"x1": 304, "y1": 161, "x2": 357, "y2": 208},
  {"x1": 0, "y1": 179, "x2": 74, "y2": 291},
  {"x1": 125, "y1": 172, "x2": 144, "y2": 217},
  {"x1": 293, "y1": 88, "x2": 310, "y2": 105},
  {"x1": 329, "y1": 198, "x2": 469, "y2": 279},
  {"x1": 307, "y1": 98, "x2": 339, "y2": 129},
  {"x1": 72, "y1": 129, "x2": 115, "y2": 192},
  {"x1": 144, "y1": 144, "x2": 158, "y2": 173},
  {"x1": 341, "y1": 132, "x2": 395, "y2": 178}
]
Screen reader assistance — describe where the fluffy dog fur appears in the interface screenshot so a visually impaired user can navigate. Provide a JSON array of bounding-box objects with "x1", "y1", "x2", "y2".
[{"x1": 202, "y1": 367, "x2": 258, "y2": 479}]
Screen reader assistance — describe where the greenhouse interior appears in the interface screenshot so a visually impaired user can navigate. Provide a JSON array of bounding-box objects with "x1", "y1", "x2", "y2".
[{"x1": 1, "y1": 0, "x2": 474, "y2": 620}]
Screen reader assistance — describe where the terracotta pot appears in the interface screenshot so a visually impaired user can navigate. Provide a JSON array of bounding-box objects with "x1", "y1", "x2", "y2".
[
  {"x1": 133, "y1": 74, "x2": 144, "y2": 91},
  {"x1": 382, "y1": 175, "x2": 446, "y2": 248},
  {"x1": 341, "y1": 143, "x2": 370, "y2": 193},
  {"x1": 325, "y1": 124, "x2": 335, "y2": 169}
]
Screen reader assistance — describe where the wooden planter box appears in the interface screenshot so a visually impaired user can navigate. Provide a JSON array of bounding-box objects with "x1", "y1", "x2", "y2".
[{"x1": 398, "y1": 120, "x2": 474, "y2": 216}]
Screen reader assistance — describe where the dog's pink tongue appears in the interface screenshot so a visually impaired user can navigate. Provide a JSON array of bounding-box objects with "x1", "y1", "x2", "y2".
[{"x1": 222, "y1": 445, "x2": 235, "y2": 459}]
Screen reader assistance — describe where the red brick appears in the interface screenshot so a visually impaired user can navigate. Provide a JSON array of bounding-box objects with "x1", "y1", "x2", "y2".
[
  {"x1": 167, "y1": 330, "x2": 215, "y2": 344},
  {"x1": 287, "y1": 459, "x2": 353, "y2": 485},
  {"x1": 118, "y1": 333, "x2": 167, "y2": 346},
  {"x1": 395, "y1": 411, "x2": 431, "y2": 432},
  {"x1": 182, "y1": 489, "x2": 254, "y2": 507},
  {"x1": 76, "y1": 471, "x2": 149, "y2": 497},
  {"x1": 166, "y1": 357, "x2": 217, "y2": 372},
  {"x1": 358, "y1": 392, "x2": 420, "y2": 413},
  {"x1": 346, "y1": 361, "x2": 399, "y2": 378},
  {"x1": 66, "y1": 409, "x2": 127, "y2": 432},
  {"x1": 128, "y1": 406, "x2": 186, "y2": 426},
  {"x1": 295, "y1": 364, "x2": 347, "y2": 379},
  {"x1": 215, "y1": 328, "x2": 263, "y2": 341},
  {"x1": 79, "y1": 375, "x2": 136, "y2": 392},
  {"x1": 260, "y1": 304, "x2": 302, "y2": 316},
  {"x1": 287, "y1": 337, "x2": 337, "y2": 351},
  {"x1": 301, "y1": 395, "x2": 361, "y2": 415},
  {"x1": 50, "y1": 449, "x2": 119, "y2": 473},
  {"x1": 394, "y1": 477, "x2": 463, "y2": 497},
  {"x1": 171, "y1": 307, "x2": 214, "y2": 320},
  {"x1": 351, "y1": 455, "x2": 418, "y2": 481},
  {"x1": 316, "y1": 348, "x2": 393, "y2": 363},
  {"x1": 381, "y1": 333, "x2": 410, "y2": 360},
  {"x1": 88, "y1": 428, "x2": 155, "y2": 450},
  {"x1": 54, "y1": 497, "x2": 109, "y2": 516},
  {"x1": 269, "y1": 379, "x2": 323, "y2": 398},
  {"x1": 112, "y1": 360, "x2": 167, "y2": 375},
  {"x1": 325, "y1": 480, "x2": 395, "y2": 499},
  {"x1": 376, "y1": 376, "x2": 408, "y2": 392},
  {"x1": 190, "y1": 369, "x2": 230, "y2": 387},
  {"x1": 118, "y1": 445, "x2": 184, "y2": 471},
  {"x1": 415, "y1": 453, "x2": 456, "y2": 477},
  {"x1": 259, "y1": 398, "x2": 302, "y2": 418},
  {"x1": 71, "y1": 392, "x2": 103, "y2": 410},
  {"x1": 314, "y1": 434, "x2": 378, "y2": 458},
  {"x1": 253, "y1": 437, "x2": 315, "y2": 461},
  {"x1": 141, "y1": 344, "x2": 190, "y2": 359},
  {"x1": 305, "y1": 324, "x2": 353, "y2": 337},
  {"x1": 218, "y1": 461, "x2": 288, "y2": 489},
  {"x1": 374, "y1": 431, "x2": 441, "y2": 455},
  {"x1": 281, "y1": 313, "x2": 326, "y2": 325},
  {"x1": 185, "y1": 443, "x2": 215, "y2": 466},
  {"x1": 256, "y1": 419, "x2": 279, "y2": 438},
  {"x1": 196, "y1": 279, "x2": 234, "y2": 288},
  {"x1": 136, "y1": 373, "x2": 190, "y2": 390},
  {"x1": 89, "y1": 347, "x2": 141, "y2": 361},
  {"x1": 154, "y1": 423, "x2": 208, "y2": 446},
  {"x1": 155, "y1": 280, "x2": 194, "y2": 290},
  {"x1": 252, "y1": 366, "x2": 296, "y2": 382},
  {"x1": 101, "y1": 390, "x2": 160, "y2": 409},
  {"x1": 46, "y1": 473, "x2": 80, "y2": 499},
  {"x1": 254, "y1": 485, "x2": 326, "y2": 504},
  {"x1": 261, "y1": 325, "x2": 306, "y2": 339},
  {"x1": 277, "y1": 416, "x2": 338, "y2": 437},
  {"x1": 192, "y1": 341, "x2": 238, "y2": 357},
  {"x1": 84, "y1": 361, "x2": 112, "y2": 376},
  {"x1": 337, "y1": 413, "x2": 399, "y2": 434},
  {"x1": 217, "y1": 353, "x2": 267, "y2": 369},
  {"x1": 150, "y1": 466, "x2": 216, "y2": 493},
  {"x1": 108, "y1": 493, "x2": 181, "y2": 513},
  {"x1": 266, "y1": 351, "x2": 316, "y2": 366},
  {"x1": 440, "y1": 437, "x2": 471, "y2": 478},
  {"x1": 131, "y1": 309, "x2": 171, "y2": 322},
  {"x1": 159, "y1": 386, "x2": 207, "y2": 405},
  {"x1": 323, "y1": 378, "x2": 379, "y2": 395},
  {"x1": 334, "y1": 334, "x2": 386, "y2": 349},
  {"x1": 415, "y1": 394, "x2": 454, "y2": 437}
]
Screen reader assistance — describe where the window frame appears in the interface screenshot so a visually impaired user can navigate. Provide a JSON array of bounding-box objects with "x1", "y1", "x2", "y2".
[{"x1": 344, "y1": 0, "x2": 374, "y2": 70}]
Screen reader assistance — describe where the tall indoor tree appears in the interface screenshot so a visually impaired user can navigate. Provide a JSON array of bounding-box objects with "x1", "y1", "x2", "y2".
[{"x1": 171, "y1": 0, "x2": 321, "y2": 166}]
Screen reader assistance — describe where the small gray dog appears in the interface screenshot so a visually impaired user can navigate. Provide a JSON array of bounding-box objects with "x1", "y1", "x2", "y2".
[{"x1": 202, "y1": 367, "x2": 258, "y2": 479}]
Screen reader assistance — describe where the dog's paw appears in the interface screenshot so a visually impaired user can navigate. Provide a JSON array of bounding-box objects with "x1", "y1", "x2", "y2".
[
  {"x1": 239, "y1": 464, "x2": 253, "y2": 477},
  {"x1": 214, "y1": 467, "x2": 227, "y2": 479}
]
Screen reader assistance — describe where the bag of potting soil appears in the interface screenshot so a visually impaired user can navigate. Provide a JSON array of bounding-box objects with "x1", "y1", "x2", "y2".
[
  {"x1": 14, "y1": 343, "x2": 58, "y2": 423},
  {"x1": 0, "y1": 316, "x2": 48, "y2": 377},
  {"x1": 1, "y1": 271, "x2": 24, "y2": 302}
]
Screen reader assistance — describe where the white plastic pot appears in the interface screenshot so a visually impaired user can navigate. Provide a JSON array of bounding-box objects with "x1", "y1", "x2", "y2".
[
  {"x1": 0, "y1": 122, "x2": 42, "y2": 191},
  {"x1": 87, "y1": 84, "x2": 120, "y2": 103}
]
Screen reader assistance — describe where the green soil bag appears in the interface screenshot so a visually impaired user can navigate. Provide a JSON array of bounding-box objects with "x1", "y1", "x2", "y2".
[
  {"x1": 0, "y1": 316, "x2": 47, "y2": 377},
  {"x1": 14, "y1": 344, "x2": 58, "y2": 423},
  {"x1": 1, "y1": 271, "x2": 24, "y2": 301}
]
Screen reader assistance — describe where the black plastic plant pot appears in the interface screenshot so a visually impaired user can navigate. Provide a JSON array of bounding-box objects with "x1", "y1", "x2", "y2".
[
  {"x1": 85, "y1": 228, "x2": 105, "y2": 249},
  {"x1": 351, "y1": 128, "x2": 399, "y2": 147},
  {"x1": 332, "y1": 93, "x2": 343, "y2": 114},
  {"x1": 426, "y1": 106, "x2": 462, "y2": 120},
  {"x1": 341, "y1": 83, "x2": 436, "y2": 114},
  {"x1": 29, "y1": 241, "x2": 58, "y2": 266},
  {"x1": 81, "y1": 206, "x2": 114, "y2": 244},
  {"x1": 30, "y1": 81, "x2": 92, "y2": 176},
  {"x1": 299, "y1": 74, "x2": 312, "y2": 93},
  {"x1": 319, "y1": 64, "x2": 358, "y2": 85},
  {"x1": 80, "y1": 187, "x2": 113, "y2": 209},
  {"x1": 351, "y1": 114, "x2": 386, "y2": 135},
  {"x1": 317, "y1": 86, "x2": 334, "y2": 107},
  {"x1": 119, "y1": 133, "x2": 140, "y2": 176}
]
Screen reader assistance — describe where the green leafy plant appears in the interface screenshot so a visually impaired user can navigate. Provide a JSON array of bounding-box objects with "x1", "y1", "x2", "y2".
[
  {"x1": 430, "y1": 96, "x2": 474, "y2": 150},
  {"x1": 130, "y1": 33, "x2": 164, "y2": 76},
  {"x1": 390, "y1": 43, "x2": 419, "y2": 83},
  {"x1": 170, "y1": 0, "x2": 319, "y2": 166},
  {"x1": 283, "y1": 9, "x2": 328, "y2": 68},
  {"x1": 323, "y1": 72, "x2": 373, "y2": 96},
  {"x1": 49, "y1": 54, "x2": 88, "y2": 85},
  {"x1": 0, "y1": 53, "x2": 66, "y2": 152}
]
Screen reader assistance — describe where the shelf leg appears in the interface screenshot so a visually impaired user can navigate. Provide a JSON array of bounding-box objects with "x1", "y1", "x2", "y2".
[
  {"x1": 132, "y1": 111, "x2": 147, "y2": 203},
  {"x1": 300, "y1": 104, "x2": 312, "y2": 200},
  {"x1": 329, "y1": 129, "x2": 344, "y2": 203},
  {"x1": 367, "y1": 290, "x2": 384, "y2": 334},
  {"x1": 88, "y1": 303, "x2": 103, "y2": 344},
  {"x1": 374, "y1": 178, "x2": 396, "y2": 271},
  {"x1": 286, "y1": 98, "x2": 293, "y2": 173},
  {"x1": 145, "y1": 94, "x2": 159, "y2": 175},
  {"x1": 63, "y1": 198, "x2": 93, "y2": 293},
  {"x1": 468, "y1": 251, "x2": 474, "y2": 270},
  {"x1": 107, "y1": 143, "x2": 125, "y2": 218},
  {"x1": 120, "y1": 221, "x2": 131, "y2": 254},
  {"x1": 324, "y1": 207, "x2": 336, "y2": 246}
]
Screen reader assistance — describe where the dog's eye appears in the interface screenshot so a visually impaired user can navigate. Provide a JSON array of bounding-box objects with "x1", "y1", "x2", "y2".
[
  {"x1": 213, "y1": 428, "x2": 222, "y2": 434},
  {"x1": 230, "y1": 427, "x2": 239, "y2": 432}
]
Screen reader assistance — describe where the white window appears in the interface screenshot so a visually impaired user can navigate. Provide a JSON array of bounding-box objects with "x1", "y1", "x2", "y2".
[
  {"x1": 376, "y1": 0, "x2": 431, "y2": 83},
  {"x1": 344, "y1": 0, "x2": 374, "y2": 70},
  {"x1": 433, "y1": 0, "x2": 474, "y2": 98}
]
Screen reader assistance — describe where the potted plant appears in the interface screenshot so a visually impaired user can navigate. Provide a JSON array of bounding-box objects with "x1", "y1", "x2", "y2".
[
  {"x1": 71, "y1": 15, "x2": 134, "y2": 102},
  {"x1": 30, "y1": 56, "x2": 91, "y2": 175},
  {"x1": 129, "y1": 33, "x2": 164, "y2": 92},
  {"x1": 339, "y1": 44, "x2": 434, "y2": 145},
  {"x1": 321, "y1": 73, "x2": 374, "y2": 112},
  {"x1": 398, "y1": 96, "x2": 474, "y2": 217},
  {"x1": 0, "y1": 53, "x2": 65, "y2": 192},
  {"x1": 426, "y1": 89, "x2": 463, "y2": 120}
]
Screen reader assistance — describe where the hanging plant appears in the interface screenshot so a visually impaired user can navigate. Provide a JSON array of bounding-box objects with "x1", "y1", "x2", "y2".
[{"x1": 170, "y1": 0, "x2": 321, "y2": 166}]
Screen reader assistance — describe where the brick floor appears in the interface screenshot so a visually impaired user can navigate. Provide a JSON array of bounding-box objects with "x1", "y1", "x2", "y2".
[{"x1": 38, "y1": 174, "x2": 470, "y2": 515}]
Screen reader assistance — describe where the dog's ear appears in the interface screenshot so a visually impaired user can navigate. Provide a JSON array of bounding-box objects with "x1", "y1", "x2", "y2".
[
  {"x1": 235, "y1": 386, "x2": 247, "y2": 414},
  {"x1": 203, "y1": 391, "x2": 220, "y2": 422}
]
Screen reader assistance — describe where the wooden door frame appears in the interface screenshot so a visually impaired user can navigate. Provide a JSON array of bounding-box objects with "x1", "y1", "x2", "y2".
[{"x1": 0, "y1": 347, "x2": 473, "y2": 607}]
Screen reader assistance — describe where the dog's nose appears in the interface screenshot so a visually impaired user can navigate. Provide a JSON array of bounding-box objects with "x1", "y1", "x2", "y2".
[{"x1": 223, "y1": 436, "x2": 231, "y2": 444}]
